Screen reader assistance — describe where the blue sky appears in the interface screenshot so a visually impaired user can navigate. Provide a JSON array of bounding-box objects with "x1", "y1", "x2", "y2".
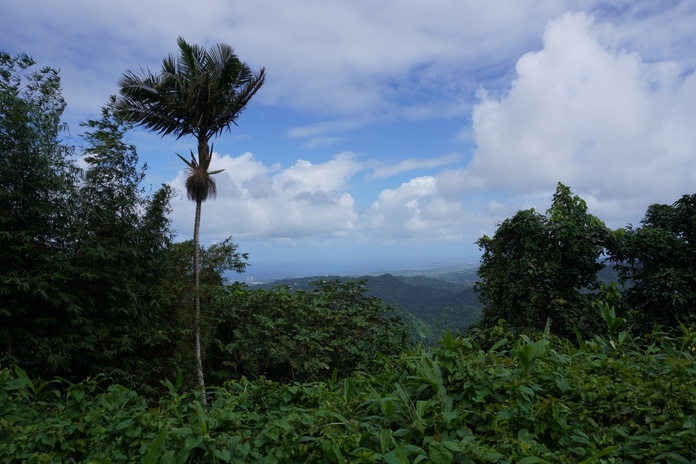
[{"x1": 3, "y1": 1, "x2": 696, "y2": 280}]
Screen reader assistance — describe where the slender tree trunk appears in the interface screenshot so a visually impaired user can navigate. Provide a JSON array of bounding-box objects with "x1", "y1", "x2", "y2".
[{"x1": 193, "y1": 197, "x2": 206, "y2": 404}]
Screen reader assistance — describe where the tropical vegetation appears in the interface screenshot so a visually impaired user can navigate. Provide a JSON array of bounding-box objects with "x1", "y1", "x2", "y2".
[
  {"x1": 3, "y1": 321, "x2": 696, "y2": 463},
  {"x1": 1, "y1": 52, "x2": 176, "y2": 390},
  {"x1": 115, "y1": 37, "x2": 266, "y2": 398},
  {"x1": 2, "y1": 48, "x2": 696, "y2": 463},
  {"x1": 475, "y1": 183, "x2": 609, "y2": 339}
]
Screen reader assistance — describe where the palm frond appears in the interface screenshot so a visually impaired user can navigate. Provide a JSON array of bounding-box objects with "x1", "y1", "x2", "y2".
[
  {"x1": 115, "y1": 36, "x2": 265, "y2": 184},
  {"x1": 175, "y1": 153, "x2": 194, "y2": 168}
]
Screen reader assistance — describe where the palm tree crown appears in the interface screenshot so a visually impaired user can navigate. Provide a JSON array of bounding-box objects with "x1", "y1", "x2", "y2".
[{"x1": 116, "y1": 36, "x2": 265, "y2": 202}]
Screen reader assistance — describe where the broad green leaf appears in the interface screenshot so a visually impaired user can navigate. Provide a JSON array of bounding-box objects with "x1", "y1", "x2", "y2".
[
  {"x1": 518, "y1": 458, "x2": 551, "y2": 464},
  {"x1": 142, "y1": 427, "x2": 168, "y2": 464},
  {"x1": 115, "y1": 419, "x2": 134, "y2": 430}
]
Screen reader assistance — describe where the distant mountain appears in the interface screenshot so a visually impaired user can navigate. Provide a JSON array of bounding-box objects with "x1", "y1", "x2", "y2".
[
  {"x1": 257, "y1": 270, "x2": 483, "y2": 345},
  {"x1": 253, "y1": 262, "x2": 625, "y2": 345}
]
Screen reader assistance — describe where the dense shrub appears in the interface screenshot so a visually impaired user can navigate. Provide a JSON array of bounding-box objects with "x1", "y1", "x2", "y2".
[
  {"x1": 608, "y1": 194, "x2": 696, "y2": 332},
  {"x1": 3, "y1": 323, "x2": 695, "y2": 463},
  {"x1": 207, "y1": 279, "x2": 410, "y2": 384}
]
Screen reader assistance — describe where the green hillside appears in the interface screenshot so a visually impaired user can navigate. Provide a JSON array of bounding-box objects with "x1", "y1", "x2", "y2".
[{"x1": 256, "y1": 271, "x2": 483, "y2": 345}]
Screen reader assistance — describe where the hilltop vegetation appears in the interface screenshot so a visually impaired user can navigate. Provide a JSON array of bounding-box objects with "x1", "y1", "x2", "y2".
[
  {"x1": 4, "y1": 323, "x2": 696, "y2": 463},
  {"x1": 475, "y1": 182, "x2": 696, "y2": 340},
  {"x1": 257, "y1": 271, "x2": 482, "y2": 345}
]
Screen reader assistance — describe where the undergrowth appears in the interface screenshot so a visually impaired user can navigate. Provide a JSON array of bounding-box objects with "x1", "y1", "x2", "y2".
[{"x1": 2, "y1": 322, "x2": 696, "y2": 463}]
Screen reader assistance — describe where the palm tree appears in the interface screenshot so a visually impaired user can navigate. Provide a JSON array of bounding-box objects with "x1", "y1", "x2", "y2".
[{"x1": 115, "y1": 37, "x2": 265, "y2": 400}]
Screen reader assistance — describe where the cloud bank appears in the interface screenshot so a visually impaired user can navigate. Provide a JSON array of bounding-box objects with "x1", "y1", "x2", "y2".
[
  {"x1": 4, "y1": 1, "x2": 696, "y2": 275},
  {"x1": 462, "y1": 12, "x2": 696, "y2": 224},
  {"x1": 168, "y1": 10, "x2": 696, "y2": 256}
]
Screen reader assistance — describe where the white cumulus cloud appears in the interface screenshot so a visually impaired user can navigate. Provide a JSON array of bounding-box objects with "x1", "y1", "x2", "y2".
[
  {"x1": 169, "y1": 152, "x2": 362, "y2": 241},
  {"x1": 450, "y1": 11, "x2": 696, "y2": 226}
]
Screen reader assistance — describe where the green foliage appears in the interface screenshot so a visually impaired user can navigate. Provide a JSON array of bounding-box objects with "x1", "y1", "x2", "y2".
[
  {"x1": 167, "y1": 237, "x2": 248, "y2": 287},
  {"x1": 476, "y1": 183, "x2": 609, "y2": 338},
  {"x1": 608, "y1": 194, "x2": 696, "y2": 332},
  {"x1": 263, "y1": 273, "x2": 482, "y2": 346},
  {"x1": 66, "y1": 96, "x2": 178, "y2": 389},
  {"x1": 3, "y1": 328, "x2": 696, "y2": 462},
  {"x1": 0, "y1": 51, "x2": 82, "y2": 371},
  {"x1": 116, "y1": 37, "x2": 266, "y2": 154},
  {"x1": 0, "y1": 53, "x2": 177, "y2": 390},
  {"x1": 159, "y1": 238, "x2": 249, "y2": 391},
  {"x1": 208, "y1": 279, "x2": 410, "y2": 383},
  {"x1": 515, "y1": 336, "x2": 550, "y2": 376}
]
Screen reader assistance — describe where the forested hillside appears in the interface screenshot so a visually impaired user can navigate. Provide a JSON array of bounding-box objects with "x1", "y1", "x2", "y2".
[{"x1": 257, "y1": 271, "x2": 482, "y2": 344}]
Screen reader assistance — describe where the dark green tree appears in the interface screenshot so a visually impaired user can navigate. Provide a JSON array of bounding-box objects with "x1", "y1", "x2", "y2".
[
  {"x1": 1, "y1": 53, "x2": 182, "y2": 391},
  {"x1": 159, "y1": 237, "x2": 248, "y2": 390},
  {"x1": 209, "y1": 280, "x2": 410, "y2": 383},
  {"x1": 72, "y1": 96, "x2": 176, "y2": 389},
  {"x1": 115, "y1": 37, "x2": 265, "y2": 398},
  {"x1": 608, "y1": 194, "x2": 696, "y2": 332},
  {"x1": 475, "y1": 183, "x2": 609, "y2": 338},
  {"x1": 0, "y1": 52, "x2": 82, "y2": 372}
]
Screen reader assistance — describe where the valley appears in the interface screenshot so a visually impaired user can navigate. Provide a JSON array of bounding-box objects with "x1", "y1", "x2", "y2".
[{"x1": 253, "y1": 266, "x2": 484, "y2": 345}]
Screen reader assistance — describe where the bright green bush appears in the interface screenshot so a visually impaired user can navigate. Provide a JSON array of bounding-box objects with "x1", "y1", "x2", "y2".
[
  {"x1": 2, "y1": 324, "x2": 695, "y2": 463},
  {"x1": 207, "y1": 279, "x2": 410, "y2": 384}
]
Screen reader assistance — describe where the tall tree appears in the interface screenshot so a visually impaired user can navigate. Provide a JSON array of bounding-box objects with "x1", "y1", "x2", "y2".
[
  {"x1": 0, "y1": 52, "x2": 82, "y2": 372},
  {"x1": 608, "y1": 194, "x2": 696, "y2": 331},
  {"x1": 74, "y1": 96, "x2": 176, "y2": 389},
  {"x1": 475, "y1": 183, "x2": 609, "y2": 338},
  {"x1": 115, "y1": 37, "x2": 265, "y2": 398}
]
